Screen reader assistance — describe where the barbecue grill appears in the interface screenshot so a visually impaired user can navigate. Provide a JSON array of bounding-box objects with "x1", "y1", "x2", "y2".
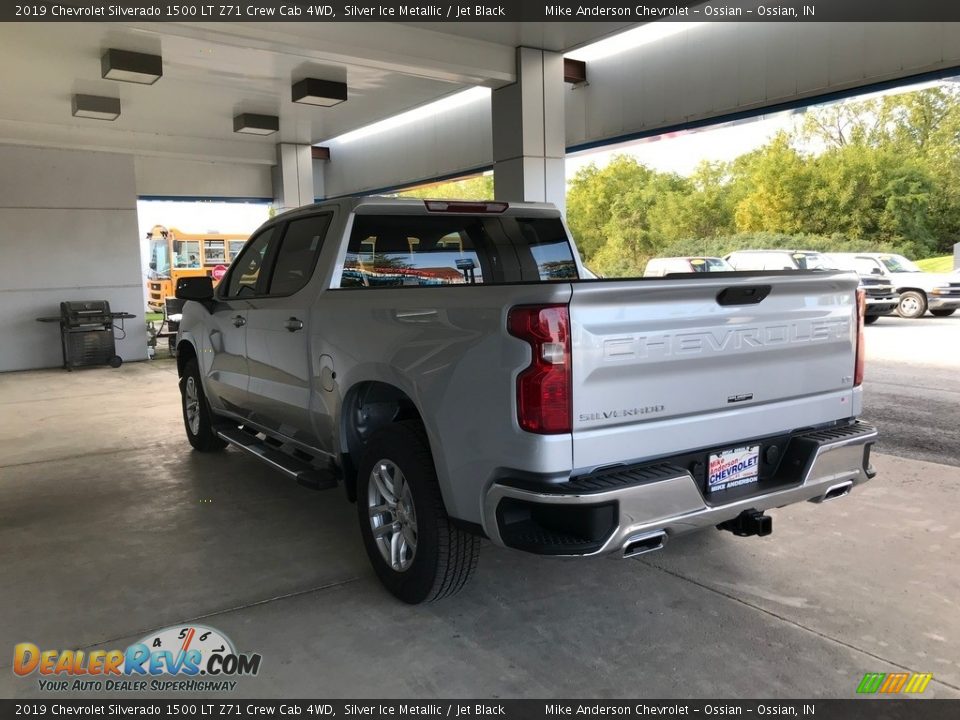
[{"x1": 36, "y1": 301, "x2": 136, "y2": 371}]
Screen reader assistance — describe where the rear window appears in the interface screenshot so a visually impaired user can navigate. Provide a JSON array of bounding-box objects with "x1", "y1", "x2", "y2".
[{"x1": 338, "y1": 214, "x2": 578, "y2": 288}]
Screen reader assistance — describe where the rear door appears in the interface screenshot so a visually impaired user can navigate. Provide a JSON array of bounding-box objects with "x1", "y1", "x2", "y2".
[{"x1": 568, "y1": 272, "x2": 860, "y2": 471}]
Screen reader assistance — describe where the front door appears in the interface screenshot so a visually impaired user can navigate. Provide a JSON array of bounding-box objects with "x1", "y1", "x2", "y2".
[
  {"x1": 204, "y1": 226, "x2": 279, "y2": 417},
  {"x1": 245, "y1": 213, "x2": 333, "y2": 445}
]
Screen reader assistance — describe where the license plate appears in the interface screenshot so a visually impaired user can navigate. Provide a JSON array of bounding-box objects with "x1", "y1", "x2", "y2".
[{"x1": 707, "y1": 445, "x2": 761, "y2": 493}]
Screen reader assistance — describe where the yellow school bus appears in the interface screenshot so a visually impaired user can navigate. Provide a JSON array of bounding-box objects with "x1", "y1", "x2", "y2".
[{"x1": 145, "y1": 226, "x2": 249, "y2": 312}]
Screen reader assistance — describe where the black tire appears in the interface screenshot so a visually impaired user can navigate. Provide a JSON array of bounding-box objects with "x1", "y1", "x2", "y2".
[
  {"x1": 108, "y1": 355, "x2": 123, "y2": 368},
  {"x1": 863, "y1": 314, "x2": 879, "y2": 325},
  {"x1": 897, "y1": 290, "x2": 928, "y2": 319},
  {"x1": 180, "y1": 357, "x2": 227, "y2": 452},
  {"x1": 930, "y1": 309, "x2": 956, "y2": 317},
  {"x1": 356, "y1": 420, "x2": 479, "y2": 604}
]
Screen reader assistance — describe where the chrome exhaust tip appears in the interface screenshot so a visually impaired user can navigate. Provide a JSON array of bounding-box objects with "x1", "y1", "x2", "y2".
[
  {"x1": 812, "y1": 480, "x2": 854, "y2": 503},
  {"x1": 623, "y1": 531, "x2": 667, "y2": 558}
]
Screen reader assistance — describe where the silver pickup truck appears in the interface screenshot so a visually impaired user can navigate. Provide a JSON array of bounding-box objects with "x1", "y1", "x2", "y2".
[{"x1": 175, "y1": 198, "x2": 877, "y2": 604}]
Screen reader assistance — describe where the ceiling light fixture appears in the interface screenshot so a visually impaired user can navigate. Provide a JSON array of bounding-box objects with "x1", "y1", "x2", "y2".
[
  {"x1": 72, "y1": 94, "x2": 121, "y2": 121},
  {"x1": 292, "y1": 78, "x2": 348, "y2": 107},
  {"x1": 101, "y1": 49, "x2": 163, "y2": 85},
  {"x1": 233, "y1": 113, "x2": 279, "y2": 135}
]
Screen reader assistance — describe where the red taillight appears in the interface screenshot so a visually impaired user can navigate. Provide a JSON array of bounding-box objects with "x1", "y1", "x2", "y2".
[
  {"x1": 854, "y1": 288, "x2": 866, "y2": 387},
  {"x1": 424, "y1": 200, "x2": 508, "y2": 213},
  {"x1": 508, "y1": 304, "x2": 571, "y2": 434}
]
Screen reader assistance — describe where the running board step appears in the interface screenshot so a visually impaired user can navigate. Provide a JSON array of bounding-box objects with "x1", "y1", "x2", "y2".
[{"x1": 215, "y1": 426, "x2": 338, "y2": 490}]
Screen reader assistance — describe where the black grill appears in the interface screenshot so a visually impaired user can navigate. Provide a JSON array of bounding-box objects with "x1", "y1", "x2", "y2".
[{"x1": 36, "y1": 301, "x2": 135, "y2": 371}]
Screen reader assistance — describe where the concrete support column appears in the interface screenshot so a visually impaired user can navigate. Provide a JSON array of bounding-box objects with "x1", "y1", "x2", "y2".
[
  {"x1": 491, "y1": 47, "x2": 566, "y2": 213},
  {"x1": 312, "y1": 158, "x2": 326, "y2": 202},
  {"x1": 272, "y1": 143, "x2": 314, "y2": 210}
]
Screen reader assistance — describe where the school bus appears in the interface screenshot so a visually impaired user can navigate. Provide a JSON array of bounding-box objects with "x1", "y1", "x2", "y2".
[{"x1": 145, "y1": 226, "x2": 249, "y2": 312}]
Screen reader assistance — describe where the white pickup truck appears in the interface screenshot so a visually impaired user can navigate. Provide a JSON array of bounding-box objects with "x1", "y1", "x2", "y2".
[{"x1": 175, "y1": 198, "x2": 877, "y2": 604}]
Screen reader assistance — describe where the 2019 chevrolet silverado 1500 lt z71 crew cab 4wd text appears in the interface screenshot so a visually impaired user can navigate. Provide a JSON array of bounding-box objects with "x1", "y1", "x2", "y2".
[{"x1": 175, "y1": 198, "x2": 877, "y2": 604}]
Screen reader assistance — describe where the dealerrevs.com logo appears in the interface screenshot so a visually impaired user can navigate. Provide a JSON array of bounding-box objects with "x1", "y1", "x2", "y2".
[{"x1": 13, "y1": 624, "x2": 261, "y2": 692}]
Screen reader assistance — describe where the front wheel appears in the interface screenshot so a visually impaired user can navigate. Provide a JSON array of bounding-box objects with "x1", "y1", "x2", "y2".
[
  {"x1": 863, "y1": 314, "x2": 879, "y2": 325},
  {"x1": 930, "y1": 309, "x2": 956, "y2": 317},
  {"x1": 357, "y1": 420, "x2": 479, "y2": 604},
  {"x1": 180, "y1": 358, "x2": 227, "y2": 452},
  {"x1": 897, "y1": 291, "x2": 928, "y2": 319}
]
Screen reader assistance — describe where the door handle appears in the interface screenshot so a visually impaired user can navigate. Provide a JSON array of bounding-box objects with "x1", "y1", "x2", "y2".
[
  {"x1": 284, "y1": 317, "x2": 304, "y2": 332},
  {"x1": 232, "y1": 315, "x2": 246, "y2": 328}
]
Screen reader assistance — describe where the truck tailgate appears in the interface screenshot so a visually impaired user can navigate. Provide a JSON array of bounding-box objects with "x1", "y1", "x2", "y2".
[{"x1": 569, "y1": 272, "x2": 861, "y2": 471}]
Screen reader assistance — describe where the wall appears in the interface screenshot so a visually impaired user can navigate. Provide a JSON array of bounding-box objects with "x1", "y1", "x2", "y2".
[
  {"x1": 135, "y1": 156, "x2": 272, "y2": 200},
  {"x1": 0, "y1": 145, "x2": 147, "y2": 372}
]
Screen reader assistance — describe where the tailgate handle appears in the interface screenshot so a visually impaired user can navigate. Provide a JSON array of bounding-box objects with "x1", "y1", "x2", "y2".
[{"x1": 716, "y1": 285, "x2": 771, "y2": 306}]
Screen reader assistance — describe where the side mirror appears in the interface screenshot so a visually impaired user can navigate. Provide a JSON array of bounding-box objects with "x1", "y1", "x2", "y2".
[
  {"x1": 871, "y1": 267, "x2": 883, "y2": 275},
  {"x1": 176, "y1": 276, "x2": 214, "y2": 302},
  {"x1": 148, "y1": 261, "x2": 157, "y2": 271}
]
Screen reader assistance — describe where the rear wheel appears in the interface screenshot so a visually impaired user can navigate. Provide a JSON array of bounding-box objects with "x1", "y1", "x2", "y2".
[
  {"x1": 930, "y1": 309, "x2": 956, "y2": 317},
  {"x1": 357, "y1": 420, "x2": 479, "y2": 604},
  {"x1": 897, "y1": 291, "x2": 927, "y2": 319},
  {"x1": 863, "y1": 315, "x2": 879, "y2": 325},
  {"x1": 180, "y1": 357, "x2": 227, "y2": 452}
]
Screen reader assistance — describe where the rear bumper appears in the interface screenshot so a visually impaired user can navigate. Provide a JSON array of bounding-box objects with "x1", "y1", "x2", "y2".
[{"x1": 482, "y1": 421, "x2": 877, "y2": 557}]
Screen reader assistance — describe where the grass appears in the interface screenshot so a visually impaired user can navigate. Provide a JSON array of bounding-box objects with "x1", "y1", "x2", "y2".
[
  {"x1": 145, "y1": 312, "x2": 163, "y2": 324},
  {"x1": 916, "y1": 255, "x2": 955, "y2": 272}
]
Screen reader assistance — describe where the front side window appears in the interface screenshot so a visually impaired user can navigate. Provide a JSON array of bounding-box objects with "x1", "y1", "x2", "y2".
[
  {"x1": 267, "y1": 215, "x2": 332, "y2": 296},
  {"x1": 224, "y1": 227, "x2": 276, "y2": 298},
  {"x1": 852, "y1": 257, "x2": 885, "y2": 275},
  {"x1": 149, "y1": 238, "x2": 170, "y2": 278},
  {"x1": 879, "y1": 254, "x2": 921, "y2": 273},
  {"x1": 700, "y1": 257, "x2": 734, "y2": 272}
]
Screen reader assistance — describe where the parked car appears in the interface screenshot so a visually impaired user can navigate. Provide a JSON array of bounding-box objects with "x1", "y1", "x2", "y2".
[
  {"x1": 643, "y1": 256, "x2": 734, "y2": 277},
  {"x1": 726, "y1": 250, "x2": 898, "y2": 324},
  {"x1": 828, "y1": 253, "x2": 960, "y2": 319},
  {"x1": 823, "y1": 254, "x2": 900, "y2": 324},
  {"x1": 175, "y1": 198, "x2": 877, "y2": 604}
]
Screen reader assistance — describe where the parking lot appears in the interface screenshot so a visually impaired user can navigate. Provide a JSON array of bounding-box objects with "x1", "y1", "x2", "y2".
[{"x1": 0, "y1": 317, "x2": 958, "y2": 699}]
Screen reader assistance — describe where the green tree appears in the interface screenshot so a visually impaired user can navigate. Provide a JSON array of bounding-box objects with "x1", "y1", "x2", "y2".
[
  {"x1": 396, "y1": 174, "x2": 494, "y2": 201},
  {"x1": 566, "y1": 156, "x2": 656, "y2": 261}
]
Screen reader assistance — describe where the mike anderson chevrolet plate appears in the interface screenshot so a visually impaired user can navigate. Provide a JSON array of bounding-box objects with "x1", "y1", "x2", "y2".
[{"x1": 707, "y1": 445, "x2": 761, "y2": 493}]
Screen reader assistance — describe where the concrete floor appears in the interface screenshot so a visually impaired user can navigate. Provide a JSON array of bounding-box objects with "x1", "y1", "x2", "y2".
[
  {"x1": 1, "y1": 359, "x2": 959, "y2": 699},
  {"x1": 862, "y1": 315, "x2": 960, "y2": 466}
]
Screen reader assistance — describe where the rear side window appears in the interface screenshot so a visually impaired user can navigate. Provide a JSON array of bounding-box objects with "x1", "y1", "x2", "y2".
[
  {"x1": 268, "y1": 215, "x2": 332, "y2": 295},
  {"x1": 339, "y1": 214, "x2": 578, "y2": 288}
]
